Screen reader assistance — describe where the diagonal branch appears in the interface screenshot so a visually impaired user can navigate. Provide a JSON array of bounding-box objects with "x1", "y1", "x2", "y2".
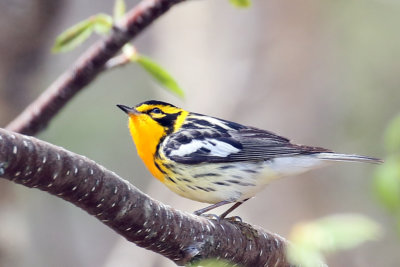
[
  {"x1": 0, "y1": 128, "x2": 293, "y2": 266},
  {"x1": 5, "y1": 0, "x2": 185, "y2": 136}
]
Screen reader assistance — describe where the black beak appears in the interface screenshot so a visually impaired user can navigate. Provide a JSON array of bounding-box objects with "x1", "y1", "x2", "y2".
[{"x1": 116, "y1": 104, "x2": 138, "y2": 115}]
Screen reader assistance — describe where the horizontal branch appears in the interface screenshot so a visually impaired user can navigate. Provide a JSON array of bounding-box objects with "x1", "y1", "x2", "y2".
[
  {"x1": 0, "y1": 128, "x2": 293, "y2": 266},
  {"x1": 5, "y1": 0, "x2": 185, "y2": 136}
]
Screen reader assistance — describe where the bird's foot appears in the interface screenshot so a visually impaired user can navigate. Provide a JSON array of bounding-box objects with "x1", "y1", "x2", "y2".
[
  {"x1": 196, "y1": 213, "x2": 221, "y2": 221},
  {"x1": 224, "y1": 216, "x2": 243, "y2": 223}
]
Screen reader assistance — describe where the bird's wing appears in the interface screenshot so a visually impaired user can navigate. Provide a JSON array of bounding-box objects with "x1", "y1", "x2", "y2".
[{"x1": 162, "y1": 126, "x2": 331, "y2": 164}]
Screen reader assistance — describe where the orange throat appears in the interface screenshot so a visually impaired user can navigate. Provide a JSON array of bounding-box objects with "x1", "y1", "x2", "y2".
[{"x1": 128, "y1": 115, "x2": 166, "y2": 181}]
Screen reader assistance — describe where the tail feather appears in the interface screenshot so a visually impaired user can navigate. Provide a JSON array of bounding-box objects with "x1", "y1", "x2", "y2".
[{"x1": 316, "y1": 152, "x2": 383, "y2": 164}]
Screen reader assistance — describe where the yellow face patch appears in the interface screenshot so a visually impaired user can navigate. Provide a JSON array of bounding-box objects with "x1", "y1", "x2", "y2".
[
  {"x1": 128, "y1": 113, "x2": 165, "y2": 180},
  {"x1": 126, "y1": 103, "x2": 188, "y2": 182}
]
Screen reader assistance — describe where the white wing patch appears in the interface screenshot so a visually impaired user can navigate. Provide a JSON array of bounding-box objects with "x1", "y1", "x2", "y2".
[
  {"x1": 169, "y1": 139, "x2": 240, "y2": 157},
  {"x1": 189, "y1": 115, "x2": 233, "y2": 130}
]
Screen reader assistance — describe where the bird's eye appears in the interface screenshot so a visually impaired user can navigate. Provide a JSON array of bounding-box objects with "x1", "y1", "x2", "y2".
[{"x1": 151, "y1": 108, "x2": 163, "y2": 114}]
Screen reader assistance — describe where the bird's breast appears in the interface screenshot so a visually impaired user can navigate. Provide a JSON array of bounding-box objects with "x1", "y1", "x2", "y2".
[{"x1": 128, "y1": 116, "x2": 166, "y2": 182}]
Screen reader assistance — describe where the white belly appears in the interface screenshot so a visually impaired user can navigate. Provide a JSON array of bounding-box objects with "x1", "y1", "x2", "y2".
[{"x1": 162, "y1": 155, "x2": 326, "y2": 204}]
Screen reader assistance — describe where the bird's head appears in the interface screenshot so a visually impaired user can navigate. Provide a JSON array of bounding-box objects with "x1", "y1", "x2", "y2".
[{"x1": 117, "y1": 100, "x2": 188, "y2": 151}]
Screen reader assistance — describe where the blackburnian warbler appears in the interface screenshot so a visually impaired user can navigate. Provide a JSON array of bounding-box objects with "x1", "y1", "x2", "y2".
[{"x1": 117, "y1": 100, "x2": 381, "y2": 218}]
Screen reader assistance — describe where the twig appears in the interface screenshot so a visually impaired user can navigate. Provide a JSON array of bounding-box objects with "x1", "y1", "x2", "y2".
[
  {"x1": 0, "y1": 128, "x2": 293, "y2": 266},
  {"x1": 5, "y1": 0, "x2": 185, "y2": 136}
]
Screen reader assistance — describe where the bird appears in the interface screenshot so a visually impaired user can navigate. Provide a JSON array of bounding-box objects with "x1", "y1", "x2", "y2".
[{"x1": 117, "y1": 100, "x2": 382, "y2": 218}]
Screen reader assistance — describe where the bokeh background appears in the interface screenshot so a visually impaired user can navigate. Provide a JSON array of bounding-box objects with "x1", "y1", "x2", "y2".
[{"x1": 1, "y1": 0, "x2": 399, "y2": 266}]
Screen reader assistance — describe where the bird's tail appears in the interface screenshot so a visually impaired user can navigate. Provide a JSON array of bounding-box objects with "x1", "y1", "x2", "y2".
[{"x1": 316, "y1": 152, "x2": 383, "y2": 164}]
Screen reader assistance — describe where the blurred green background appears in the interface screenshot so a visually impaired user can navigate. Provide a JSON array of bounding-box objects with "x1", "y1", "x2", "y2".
[{"x1": 0, "y1": 0, "x2": 399, "y2": 266}]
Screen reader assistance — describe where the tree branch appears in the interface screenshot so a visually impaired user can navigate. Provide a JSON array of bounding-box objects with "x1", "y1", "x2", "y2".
[
  {"x1": 5, "y1": 0, "x2": 185, "y2": 136},
  {"x1": 0, "y1": 128, "x2": 293, "y2": 266}
]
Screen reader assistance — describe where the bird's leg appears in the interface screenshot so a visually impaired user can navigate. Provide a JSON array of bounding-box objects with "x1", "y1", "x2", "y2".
[
  {"x1": 219, "y1": 198, "x2": 250, "y2": 219},
  {"x1": 194, "y1": 200, "x2": 232, "y2": 216}
]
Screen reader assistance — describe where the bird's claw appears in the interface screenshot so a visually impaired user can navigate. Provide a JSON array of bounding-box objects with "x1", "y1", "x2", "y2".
[
  {"x1": 196, "y1": 213, "x2": 221, "y2": 221},
  {"x1": 194, "y1": 212, "x2": 242, "y2": 223},
  {"x1": 224, "y1": 216, "x2": 243, "y2": 223}
]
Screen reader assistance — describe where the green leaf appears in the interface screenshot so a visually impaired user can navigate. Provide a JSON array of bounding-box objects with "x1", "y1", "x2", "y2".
[
  {"x1": 316, "y1": 214, "x2": 381, "y2": 251},
  {"x1": 287, "y1": 214, "x2": 381, "y2": 267},
  {"x1": 396, "y1": 216, "x2": 400, "y2": 236},
  {"x1": 92, "y1": 14, "x2": 113, "y2": 34},
  {"x1": 286, "y1": 245, "x2": 325, "y2": 267},
  {"x1": 52, "y1": 13, "x2": 112, "y2": 53},
  {"x1": 135, "y1": 55, "x2": 184, "y2": 98},
  {"x1": 373, "y1": 156, "x2": 400, "y2": 213},
  {"x1": 52, "y1": 19, "x2": 94, "y2": 53},
  {"x1": 384, "y1": 114, "x2": 400, "y2": 153},
  {"x1": 229, "y1": 0, "x2": 252, "y2": 8},
  {"x1": 189, "y1": 259, "x2": 236, "y2": 267},
  {"x1": 114, "y1": 0, "x2": 126, "y2": 20}
]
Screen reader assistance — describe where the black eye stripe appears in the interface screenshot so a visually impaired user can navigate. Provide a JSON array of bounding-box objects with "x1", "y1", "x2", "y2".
[
  {"x1": 149, "y1": 107, "x2": 163, "y2": 114},
  {"x1": 153, "y1": 111, "x2": 182, "y2": 134}
]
